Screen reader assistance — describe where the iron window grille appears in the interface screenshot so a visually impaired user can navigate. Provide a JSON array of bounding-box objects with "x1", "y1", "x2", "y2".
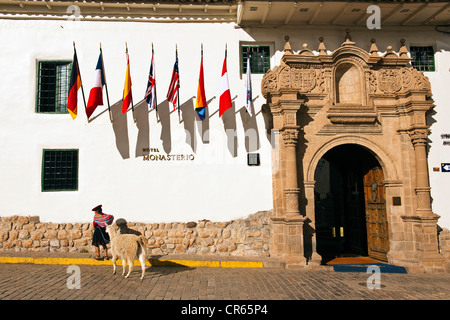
[
  {"x1": 410, "y1": 46, "x2": 435, "y2": 72},
  {"x1": 42, "y1": 149, "x2": 78, "y2": 192},
  {"x1": 242, "y1": 45, "x2": 270, "y2": 74},
  {"x1": 36, "y1": 61, "x2": 72, "y2": 113}
]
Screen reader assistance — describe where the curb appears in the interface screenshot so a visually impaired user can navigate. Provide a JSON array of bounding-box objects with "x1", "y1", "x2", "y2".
[{"x1": 0, "y1": 256, "x2": 264, "y2": 269}]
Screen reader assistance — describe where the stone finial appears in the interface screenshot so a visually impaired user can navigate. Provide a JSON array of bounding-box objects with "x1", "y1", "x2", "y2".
[
  {"x1": 284, "y1": 35, "x2": 293, "y2": 55},
  {"x1": 299, "y1": 43, "x2": 314, "y2": 56},
  {"x1": 318, "y1": 36, "x2": 327, "y2": 56},
  {"x1": 345, "y1": 28, "x2": 352, "y2": 42},
  {"x1": 369, "y1": 38, "x2": 379, "y2": 57},
  {"x1": 399, "y1": 39, "x2": 409, "y2": 58},
  {"x1": 382, "y1": 45, "x2": 398, "y2": 58}
]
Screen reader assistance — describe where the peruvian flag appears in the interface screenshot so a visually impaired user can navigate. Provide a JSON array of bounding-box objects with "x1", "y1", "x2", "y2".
[
  {"x1": 86, "y1": 52, "x2": 106, "y2": 119},
  {"x1": 219, "y1": 49, "x2": 232, "y2": 117}
]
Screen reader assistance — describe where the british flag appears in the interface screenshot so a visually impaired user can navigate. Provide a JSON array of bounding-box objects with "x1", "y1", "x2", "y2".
[{"x1": 144, "y1": 47, "x2": 157, "y2": 110}]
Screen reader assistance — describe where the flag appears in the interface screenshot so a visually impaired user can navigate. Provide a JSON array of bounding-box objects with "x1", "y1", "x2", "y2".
[
  {"x1": 67, "y1": 48, "x2": 83, "y2": 120},
  {"x1": 243, "y1": 55, "x2": 253, "y2": 116},
  {"x1": 219, "y1": 49, "x2": 232, "y2": 117},
  {"x1": 122, "y1": 49, "x2": 132, "y2": 114},
  {"x1": 86, "y1": 52, "x2": 106, "y2": 119},
  {"x1": 166, "y1": 50, "x2": 179, "y2": 111},
  {"x1": 144, "y1": 46, "x2": 157, "y2": 110},
  {"x1": 195, "y1": 49, "x2": 207, "y2": 121}
]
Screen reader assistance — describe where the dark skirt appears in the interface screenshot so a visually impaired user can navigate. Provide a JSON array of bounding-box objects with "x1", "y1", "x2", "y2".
[{"x1": 92, "y1": 226, "x2": 110, "y2": 246}]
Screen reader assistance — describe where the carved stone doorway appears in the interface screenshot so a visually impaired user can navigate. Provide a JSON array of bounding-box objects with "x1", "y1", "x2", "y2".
[{"x1": 262, "y1": 34, "x2": 445, "y2": 272}]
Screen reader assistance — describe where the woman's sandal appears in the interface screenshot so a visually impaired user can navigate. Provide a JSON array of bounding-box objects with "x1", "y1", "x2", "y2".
[
  {"x1": 95, "y1": 255, "x2": 103, "y2": 260},
  {"x1": 103, "y1": 255, "x2": 109, "y2": 260}
]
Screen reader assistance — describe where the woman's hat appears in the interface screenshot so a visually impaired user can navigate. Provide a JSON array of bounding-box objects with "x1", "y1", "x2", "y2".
[{"x1": 92, "y1": 205, "x2": 102, "y2": 212}]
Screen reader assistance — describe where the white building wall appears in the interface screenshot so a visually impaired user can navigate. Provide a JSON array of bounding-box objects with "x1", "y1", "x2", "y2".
[
  {"x1": 0, "y1": 19, "x2": 274, "y2": 223},
  {"x1": 0, "y1": 19, "x2": 449, "y2": 228}
]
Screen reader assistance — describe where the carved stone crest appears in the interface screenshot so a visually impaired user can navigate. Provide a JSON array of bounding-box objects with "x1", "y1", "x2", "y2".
[
  {"x1": 378, "y1": 69, "x2": 402, "y2": 93},
  {"x1": 291, "y1": 68, "x2": 316, "y2": 92}
]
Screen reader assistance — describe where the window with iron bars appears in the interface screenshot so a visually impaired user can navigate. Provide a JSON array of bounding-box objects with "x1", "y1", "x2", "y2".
[
  {"x1": 36, "y1": 61, "x2": 71, "y2": 113},
  {"x1": 42, "y1": 149, "x2": 78, "y2": 192},
  {"x1": 410, "y1": 46, "x2": 435, "y2": 72},
  {"x1": 242, "y1": 45, "x2": 270, "y2": 74}
]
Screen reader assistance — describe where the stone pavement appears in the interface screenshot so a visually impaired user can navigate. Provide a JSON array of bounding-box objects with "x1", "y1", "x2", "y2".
[{"x1": 0, "y1": 251, "x2": 449, "y2": 305}]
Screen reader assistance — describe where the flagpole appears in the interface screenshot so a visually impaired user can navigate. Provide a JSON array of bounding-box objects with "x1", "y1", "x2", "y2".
[
  {"x1": 100, "y1": 43, "x2": 113, "y2": 123},
  {"x1": 73, "y1": 41, "x2": 87, "y2": 123},
  {"x1": 152, "y1": 43, "x2": 159, "y2": 123}
]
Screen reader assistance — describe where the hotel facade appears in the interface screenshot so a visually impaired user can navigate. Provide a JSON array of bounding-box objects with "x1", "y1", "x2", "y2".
[{"x1": 0, "y1": 0, "x2": 449, "y2": 272}]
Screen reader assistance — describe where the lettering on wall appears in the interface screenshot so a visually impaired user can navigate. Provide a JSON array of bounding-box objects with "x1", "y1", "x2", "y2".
[
  {"x1": 142, "y1": 148, "x2": 195, "y2": 161},
  {"x1": 441, "y1": 134, "x2": 450, "y2": 146}
]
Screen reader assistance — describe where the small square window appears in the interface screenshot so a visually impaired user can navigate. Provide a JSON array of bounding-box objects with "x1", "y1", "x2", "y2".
[
  {"x1": 247, "y1": 153, "x2": 260, "y2": 166},
  {"x1": 410, "y1": 46, "x2": 435, "y2": 72},
  {"x1": 42, "y1": 149, "x2": 78, "y2": 191},
  {"x1": 242, "y1": 45, "x2": 270, "y2": 74},
  {"x1": 36, "y1": 61, "x2": 72, "y2": 113}
]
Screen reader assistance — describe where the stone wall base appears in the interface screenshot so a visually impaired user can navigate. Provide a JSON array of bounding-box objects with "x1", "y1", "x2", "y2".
[
  {"x1": 1, "y1": 212, "x2": 449, "y2": 272},
  {"x1": 0, "y1": 211, "x2": 271, "y2": 258}
]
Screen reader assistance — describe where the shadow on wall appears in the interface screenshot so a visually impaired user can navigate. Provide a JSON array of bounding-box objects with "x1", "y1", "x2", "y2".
[
  {"x1": 108, "y1": 94, "x2": 262, "y2": 159},
  {"x1": 158, "y1": 99, "x2": 172, "y2": 154},
  {"x1": 111, "y1": 100, "x2": 130, "y2": 159},
  {"x1": 134, "y1": 99, "x2": 150, "y2": 158}
]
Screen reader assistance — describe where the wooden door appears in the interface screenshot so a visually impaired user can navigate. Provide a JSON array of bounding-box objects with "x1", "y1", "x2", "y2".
[{"x1": 363, "y1": 167, "x2": 389, "y2": 261}]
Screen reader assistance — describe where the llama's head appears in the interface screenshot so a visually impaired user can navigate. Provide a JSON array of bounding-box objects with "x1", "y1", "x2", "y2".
[{"x1": 105, "y1": 225, "x2": 115, "y2": 237}]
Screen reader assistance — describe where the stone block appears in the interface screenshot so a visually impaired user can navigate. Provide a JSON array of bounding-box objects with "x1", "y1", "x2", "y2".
[
  {"x1": 215, "y1": 222, "x2": 229, "y2": 228},
  {"x1": 57, "y1": 230, "x2": 68, "y2": 240},
  {"x1": 17, "y1": 216, "x2": 29, "y2": 224},
  {"x1": 18, "y1": 231, "x2": 29, "y2": 240},
  {"x1": 50, "y1": 240, "x2": 60, "y2": 248}
]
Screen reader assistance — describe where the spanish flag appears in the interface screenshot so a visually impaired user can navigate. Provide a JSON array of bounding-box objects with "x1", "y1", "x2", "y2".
[
  {"x1": 122, "y1": 48, "x2": 132, "y2": 114},
  {"x1": 195, "y1": 46, "x2": 207, "y2": 121},
  {"x1": 67, "y1": 47, "x2": 83, "y2": 119}
]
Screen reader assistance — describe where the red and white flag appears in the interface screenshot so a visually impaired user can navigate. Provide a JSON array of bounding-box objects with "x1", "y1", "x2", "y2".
[{"x1": 219, "y1": 49, "x2": 232, "y2": 117}]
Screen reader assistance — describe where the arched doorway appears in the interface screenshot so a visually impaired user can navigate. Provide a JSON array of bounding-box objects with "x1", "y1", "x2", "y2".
[{"x1": 314, "y1": 144, "x2": 389, "y2": 263}]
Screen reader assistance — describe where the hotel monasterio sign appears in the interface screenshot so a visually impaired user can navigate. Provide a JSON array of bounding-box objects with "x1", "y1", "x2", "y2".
[{"x1": 142, "y1": 148, "x2": 195, "y2": 162}]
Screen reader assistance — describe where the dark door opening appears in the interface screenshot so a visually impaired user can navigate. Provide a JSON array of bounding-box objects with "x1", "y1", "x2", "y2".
[{"x1": 314, "y1": 144, "x2": 388, "y2": 263}]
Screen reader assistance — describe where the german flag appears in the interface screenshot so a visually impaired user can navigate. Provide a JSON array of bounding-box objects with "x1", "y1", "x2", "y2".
[{"x1": 67, "y1": 47, "x2": 83, "y2": 119}]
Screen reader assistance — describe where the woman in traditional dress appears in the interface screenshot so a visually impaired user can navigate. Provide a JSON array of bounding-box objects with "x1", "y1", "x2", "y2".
[{"x1": 91, "y1": 205, "x2": 114, "y2": 260}]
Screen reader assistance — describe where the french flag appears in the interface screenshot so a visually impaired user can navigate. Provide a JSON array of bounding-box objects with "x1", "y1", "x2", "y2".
[{"x1": 86, "y1": 52, "x2": 106, "y2": 119}]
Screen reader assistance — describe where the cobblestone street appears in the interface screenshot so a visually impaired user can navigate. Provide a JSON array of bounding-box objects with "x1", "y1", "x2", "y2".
[{"x1": 1, "y1": 263, "x2": 449, "y2": 301}]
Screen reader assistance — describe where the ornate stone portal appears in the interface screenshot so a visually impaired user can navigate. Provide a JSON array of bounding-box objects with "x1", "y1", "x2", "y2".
[{"x1": 262, "y1": 34, "x2": 445, "y2": 272}]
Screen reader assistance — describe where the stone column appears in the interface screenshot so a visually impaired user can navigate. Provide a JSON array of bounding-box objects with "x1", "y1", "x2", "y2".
[
  {"x1": 281, "y1": 126, "x2": 301, "y2": 216},
  {"x1": 409, "y1": 128, "x2": 434, "y2": 216},
  {"x1": 404, "y1": 127, "x2": 444, "y2": 272},
  {"x1": 267, "y1": 105, "x2": 307, "y2": 267}
]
